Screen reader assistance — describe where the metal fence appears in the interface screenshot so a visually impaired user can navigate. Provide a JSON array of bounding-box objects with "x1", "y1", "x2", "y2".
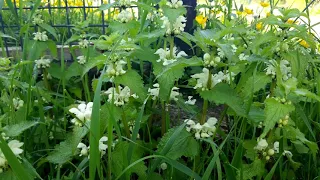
[{"x1": 0, "y1": 0, "x2": 111, "y2": 56}]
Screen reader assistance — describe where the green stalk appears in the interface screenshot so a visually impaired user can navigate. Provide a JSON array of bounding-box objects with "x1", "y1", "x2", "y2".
[
  {"x1": 200, "y1": 69, "x2": 212, "y2": 124},
  {"x1": 122, "y1": 110, "x2": 131, "y2": 138},
  {"x1": 161, "y1": 101, "x2": 166, "y2": 135}
]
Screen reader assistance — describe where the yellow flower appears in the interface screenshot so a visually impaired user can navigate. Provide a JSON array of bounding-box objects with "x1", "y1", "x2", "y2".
[
  {"x1": 244, "y1": 8, "x2": 253, "y2": 15},
  {"x1": 196, "y1": 14, "x2": 207, "y2": 29},
  {"x1": 256, "y1": 22, "x2": 263, "y2": 30},
  {"x1": 299, "y1": 40, "x2": 309, "y2": 48},
  {"x1": 260, "y1": 2, "x2": 270, "y2": 7},
  {"x1": 266, "y1": 12, "x2": 271, "y2": 17},
  {"x1": 286, "y1": 19, "x2": 294, "y2": 24},
  {"x1": 236, "y1": 11, "x2": 243, "y2": 16}
]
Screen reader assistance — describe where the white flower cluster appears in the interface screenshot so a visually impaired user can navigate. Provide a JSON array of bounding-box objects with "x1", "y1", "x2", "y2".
[
  {"x1": 79, "y1": 39, "x2": 89, "y2": 48},
  {"x1": 146, "y1": 11, "x2": 159, "y2": 21},
  {"x1": 13, "y1": 98, "x2": 24, "y2": 110},
  {"x1": 185, "y1": 96, "x2": 196, "y2": 105},
  {"x1": 69, "y1": 102, "x2": 93, "y2": 126},
  {"x1": 191, "y1": 68, "x2": 235, "y2": 91},
  {"x1": 203, "y1": 53, "x2": 221, "y2": 67},
  {"x1": 166, "y1": 0, "x2": 183, "y2": 8},
  {"x1": 161, "y1": 15, "x2": 186, "y2": 35},
  {"x1": 239, "y1": 53, "x2": 249, "y2": 61},
  {"x1": 155, "y1": 46, "x2": 187, "y2": 66},
  {"x1": 32, "y1": 12, "x2": 44, "y2": 25},
  {"x1": 33, "y1": 31, "x2": 48, "y2": 41},
  {"x1": 35, "y1": 57, "x2": 51, "y2": 69},
  {"x1": 77, "y1": 136, "x2": 110, "y2": 158},
  {"x1": 116, "y1": 9, "x2": 133, "y2": 23},
  {"x1": 184, "y1": 117, "x2": 217, "y2": 139},
  {"x1": 104, "y1": 86, "x2": 138, "y2": 106},
  {"x1": 254, "y1": 139, "x2": 279, "y2": 161},
  {"x1": 106, "y1": 60, "x2": 127, "y2": 80},
  {"x1": 0, "y1": 140, "x2": 24, "y2": 173},
  {"x1": 279, "y1": 60, "x2": 292, "y2": 81},
  {"x1": 265, "y1": 60, "x2": 292, "y2": 81},
  {"x1": 148, "y1": 83, "x2": 180, "y2": 101},
  {"x1": 77, "y1": 56, "x2": 86, "y2": 65},
  {"x1": 217, "y1": 48, "x2": 225, "y2": 58}
]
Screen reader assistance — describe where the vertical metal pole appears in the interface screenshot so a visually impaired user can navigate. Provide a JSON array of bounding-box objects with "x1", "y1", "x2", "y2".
[
  {"x1": 0, "y1": 14, "x2": 10, "y2": 57},
  {"x1": 101, "y1": 0, "x2": 105, "y2": 34},
  {"x1": 82, "y1": 0, "x2": 87, "y2": 20}
]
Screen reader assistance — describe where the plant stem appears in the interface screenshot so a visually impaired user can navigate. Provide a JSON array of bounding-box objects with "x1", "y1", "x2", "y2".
[{"x1": 161, "y1": 101, "x2": 167, "y2": 135}]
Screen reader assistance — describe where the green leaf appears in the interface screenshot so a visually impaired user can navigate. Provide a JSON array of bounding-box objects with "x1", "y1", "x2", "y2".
[
  {"x1": 38, "y1": 23, "x2": 58, "y2": 40},
  {"x1": 260, "y1": 98, "x2": 295, "y2": 138},
  {"x1": 155, "y1": 57, "x2": 202, "y2": 101},
  {"x1": 99, "y1": 3, "x2": 115, "y2": 10},
  {"x1": 157, "y1": 128, "x2": 199, "y2": 159},
  {"x1": 3, "y1": 121, "x2": 38, "y2": 137},
  {"x1": 240, "y1": 73, "x2": 272, "y2": 98},
  {"x1": 46, "y1": 125, "x2": 89, "y2": 164},
  {"x1": 114, "y1": 70, "x2": 147, "y2": 101},
  {"x1": 200, "y1": 83, "x2": 246, "y2": 117},
  {"x1": 112, "y1": 141, "x2": 147, "y2": 179},
  {"x1": 236, "y1": 159, "x2": 265, "y2": 180},
  {"x1": 294, "y1": 89, "x2": 320, "y2": 102},
  {"x1": 162, "y1": 7, "x2": 186, "y2": 23}
]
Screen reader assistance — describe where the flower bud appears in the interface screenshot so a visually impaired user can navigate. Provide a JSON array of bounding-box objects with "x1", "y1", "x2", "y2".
[
  {"x1": 265, "y1": 156, "x2": 270, "y2": 160},
  {"x1": 268, "y1": 149, "x2": 275, "y2": 156}
]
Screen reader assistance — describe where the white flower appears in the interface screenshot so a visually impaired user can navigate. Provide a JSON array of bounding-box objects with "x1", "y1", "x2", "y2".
[
  {"x1": 99, "y1": 136, "x2": 108, "y2": 155},
  {"x1": 116, "y1": 9, "x2": 133, "y2": 23},
  {"x1": 33, "y1": 31, "x2": 48, "y2": 41},
  {"x1": 32, "y1": 13, "x2": 44, "y2": 25},
  {"x1": 77, "y1": 56, "x2": 86, "y2": 65},
  {"x1": 273, "y1": 141, "x2": 279, "y2": 153},
  {"x1": 231, "y1": 44, "x2": 237, "y2": 53},
  {"x1": 104, "y1": 86, "x2": 136, "y2": 106},
  {"x1": 13, "y1": 98, "x2": 24, "y2": 110},
  {"x1": 148, "y1": 83, "x2": 179, "y2": 101},
  {"x1": 191, "y1": 68, "x2": 211, "y2": 90},
  {"x1": 155, "y1": 47, "x2": 187, "y2": 66},
  {"x1": 280, "y1": 60, "x2": 291, "y2": 81},
  {"x1": 217, "y1": 48, "x2": 225, "y2": 58},
  {"x1": 239, "y1": 53, "x2": 249, "y2": 61},
  {"x1": 173, "y1": 16, "x2": 186, "y2": 35},
  {"x1": 212, "y1": 71, "x2": 225, "y2": 86},
  {"x1": 161, "y1": 15, "x2": 186, "y2": 35},
  {"x1": 185, "y1": 96, "x2": 196, "y2": 105},
  {"x1": 265, "y1": 59, "x2": 277, "y2": 78},
  {"x1": 254, "y1": 138, "x2": 268, "y2": 151},
  {"x1": 282, "y1": 150, "x2": 293, "y2": 158},
  {"x1": 106, "y1": 60, "x2": 127, "y2": 80},
  {"x1": 0, "y1": 156, "x2": 6, "y2": 167},
  {"x1": 160, "y1": 162, "x2": 168, "y2": 170},
  {"x1": 8, "y1": 140, "x2": 24, "y2": 157},
  {"x1": 77, "y1": 142, "x2": 89, "y2": 156},
  {"x1": 69, "y1": 102, "x2": 93, "y2": 126},
  {"x1": 166, "y1": 0, "x2": 183, "y2": 8},
  {"x1": 79, "y1": 39, "x2": 89, "y2": 48},
  {"x1": 35, "y1": 57, "x2": 51, "y2": 69}
]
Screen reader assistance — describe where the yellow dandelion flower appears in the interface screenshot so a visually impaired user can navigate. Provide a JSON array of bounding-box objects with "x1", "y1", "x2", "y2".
[
  {"x1": 299, "y1": 40, "x2": 309, "y2": 48},
  {"x1": 256, "y1": 22, "x2": 263, "y2": 30},
  {"x1": 196, "y1": 14, "x2": 208, "y2": 29},
  {"x1": 236, "y1": 11, "x2": 243, "y2": 16},
  {"x1": 260, "y1": 2, "x2": 270, "y2": 7},
  {"x1": 244, "y1": 8, "x2": 253, "y2": 15}
]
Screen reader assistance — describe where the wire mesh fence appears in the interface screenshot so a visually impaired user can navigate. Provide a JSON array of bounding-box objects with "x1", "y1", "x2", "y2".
[{"x1": 0, "y1": 0, "x2": 120, "y2": 56}]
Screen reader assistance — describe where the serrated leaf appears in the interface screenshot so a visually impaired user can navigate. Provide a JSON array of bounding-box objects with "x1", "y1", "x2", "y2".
[
  {"x1": 3, "y1": 121, "x2": 38, "y2": 137},
  {"x1": 157, "y1": 128, "x2": 199, "y2": 159},
  {"x1": 236, "y1": 159, "x2": 265, "y2": 180},
  {"x1": 260, "y1": 98, "x2": 295, "y2": 138},
  {"x1": 200, "y1": 83, "x2": 246, "y2": 117},
  {"x1": 162, "y1": 7, "x2": 186, "y2": 23},
  {"x1": 114, "y1": 70, "x2": 147, "y2": 101},
  {"x1": 241, "y1": 73, "x2": 272, "y2": 98},
  {"x1": 156, "y1": 57, "x2": 202, "y2": 101},
  {"x1": 46, "y1": 125, "x2": 89, "y2": 164}
]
